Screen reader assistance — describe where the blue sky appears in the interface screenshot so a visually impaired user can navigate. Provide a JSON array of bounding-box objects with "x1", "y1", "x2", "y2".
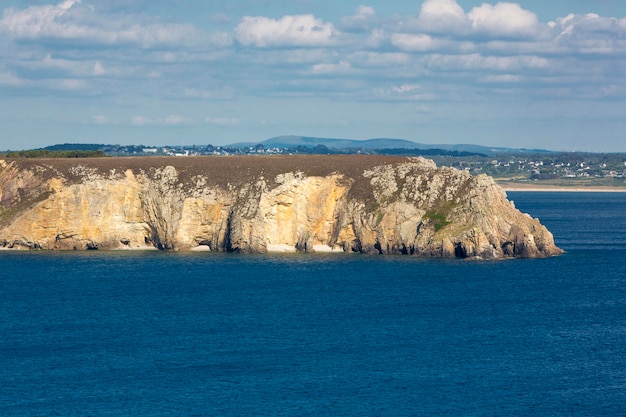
[{"x1": 1, "y1": 0, "x2": 625, "y2": 152}]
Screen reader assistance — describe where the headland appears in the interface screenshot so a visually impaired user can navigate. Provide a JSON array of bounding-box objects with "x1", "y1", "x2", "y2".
[{"x1": 0, "y1": 155, "x2": 562, "y2": 258}]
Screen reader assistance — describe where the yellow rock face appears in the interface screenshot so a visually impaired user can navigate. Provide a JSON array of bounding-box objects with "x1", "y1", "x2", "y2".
[
  {"x1": 175, "y1": 197, "x2": 230, "y2": 250},
  {"x1": 0, "y1": 156, "x2": 563, "y2": 258},
  {"x1": 3, "y1": 173, "x2": 151, "y2": 250},
  {"x1": 257, "y1": 174, "x2": 349, "y2": 251}
]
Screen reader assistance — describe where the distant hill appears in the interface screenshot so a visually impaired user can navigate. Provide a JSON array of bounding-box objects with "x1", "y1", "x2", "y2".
[
  {"x1": 261, "y1": 136, "x2": 425, "y2": 150},
  {"x1": 32, "y1": 137, "x2": 553, "y2": 157},
  {"x1": 230, "y1": 135, "x2": 552, "y2": 155},
  {"x1": 43, "y1": 143, "x2": 106, "y2": 151},
  {"x1": 231, "y1": 135, "x2": 428, "y2": 150}
]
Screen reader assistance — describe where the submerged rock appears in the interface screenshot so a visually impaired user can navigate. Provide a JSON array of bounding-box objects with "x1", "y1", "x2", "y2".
[{"x1": 0, "y1": 156, "x2": 562, "y2": 258}]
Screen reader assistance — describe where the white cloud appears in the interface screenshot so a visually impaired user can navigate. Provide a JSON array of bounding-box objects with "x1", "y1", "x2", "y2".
[
  {"x1": 92, "y1": 61, "x2": 106, "y2": 76},
  {"x1": 40, "y1": 53, "x2": 97, "y2": 77},
  {"x1": 310, "y1": 61, "x2": 353, "y2": 75},
  {"x1": 424, "y1": 53, "x2": 550, "y2": 72},
  {"x1": 130, "y1": 115, "x2": 194, "y2": 126},
  {"x1": 417, "y1": 0, "x2": 469, "y2": 33},
  {"x1": 367, "y1": 28, "x2": 387, "y2": 48},
  {"x1": 355, "y1": 5, "x2": 376, "y2": 18},
  {"x1": 131, "y1": 116, "x2": 151, "y2": 126},
  {"x1": 0, "y1": 1, "x2": 80, "y2": 39},
  {"x1": 481, "y1": 74, "x2": 523, "y2": 83},
  {"x1": 1, "y1": 58, "x2": 98, "y2": 91},
  {"x1": 184, "y1": 87, "x2": 234, "y2": 100},
  {"x1": 391, "y1": 33, "x2": 436, "y2": 52},
  {"x1": 235, "y1": 14, "x2": 339, "y2": 47},
  {"x1": 164, "y1": 115, "x2": 191, "y2": 126},
  {"x1": 52, "y1": 78, "x2": 87, "y2": 90},
  {"x1": 0, "y1": 71, "x2": 23, "y2": 86},
  {"x1": 341, "y1": 5, "x2": 377, "y2": 32},
  {"x1": 59, "y1": 0, "x2": 80, "y2": 10},
  {"x1": 375, "y1": 83, "x2": 435, "y2": 101},
  {"x1": 415, "y1": 1, "x2": 541, "y2": 39},
  {"x1": 349, "y1": 52, "x2": 411, "y2": 67},
  {"x1": 392, "y1": 84, "x2": 423, "y2": 94},
  {"x1": 468, "y1": 2, "x2": 539, "y2": 38},
  {"x1": 91, "y1": 115, "x2": 108, "y2": 124},
  {"x1": 0, "y1": 0, "x2": 229, "y2": 49},
  {"x1": 552, "y1": 13, "x2": 617, "y2": 34},
  {"x1": 549, "y1": 13, "x2": 626, "y2": 54}
]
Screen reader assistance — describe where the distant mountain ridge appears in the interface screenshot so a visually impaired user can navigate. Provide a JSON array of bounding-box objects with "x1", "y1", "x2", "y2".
[
  {"x1": 231, "y1": 135, "x2": 552, "y2": 155},
  {"x1": 35, "y1": 136, "x2": 553, "y2": 156}
]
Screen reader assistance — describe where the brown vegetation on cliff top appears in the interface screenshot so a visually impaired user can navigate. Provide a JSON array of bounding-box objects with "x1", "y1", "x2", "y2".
[
  {"x1": 8, "y1": 154, "x2": 403, "y2": 181},
  {"x1": 6, "y1": 154, "x2": 406, "y2": 202}
]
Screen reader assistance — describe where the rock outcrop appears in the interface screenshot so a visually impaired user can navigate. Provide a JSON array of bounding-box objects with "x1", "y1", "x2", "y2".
[{"x1": 0, "y1": 156, "x2": 562, "y2": 258}]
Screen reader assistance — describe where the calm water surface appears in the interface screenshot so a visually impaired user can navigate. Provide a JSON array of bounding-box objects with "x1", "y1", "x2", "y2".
[{"x1": 1, "y1": 192, "x2": 625, "y2": 416}]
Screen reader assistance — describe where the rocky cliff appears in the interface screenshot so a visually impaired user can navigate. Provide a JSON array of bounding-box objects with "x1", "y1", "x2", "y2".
[{"x1": 0, "y1": 156, "x2": 562, "y2": 258}]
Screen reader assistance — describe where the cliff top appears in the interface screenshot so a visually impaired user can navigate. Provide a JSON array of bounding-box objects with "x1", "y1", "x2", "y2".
[
  {"x1": 3, "y1": 154, "x2": 431, "y2": 200},
  {"x1": 3, "y1": 154, "x2": 415, "y2": 179}
]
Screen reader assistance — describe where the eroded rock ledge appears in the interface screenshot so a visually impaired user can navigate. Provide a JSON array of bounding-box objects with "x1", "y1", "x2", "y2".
[{"x1": 0, "y1": 156, "x2": 562, "y2": 258}]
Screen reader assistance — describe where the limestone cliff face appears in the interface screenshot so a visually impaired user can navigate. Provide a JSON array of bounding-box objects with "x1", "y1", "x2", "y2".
[{"x1": 0, "y1": 156, "x2": 562, "y2": 258}]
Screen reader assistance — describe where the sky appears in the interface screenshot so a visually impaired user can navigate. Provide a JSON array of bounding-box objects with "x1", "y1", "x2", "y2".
[{"x1": 1, "y1": 0, "x2": 626, "y2": 152}]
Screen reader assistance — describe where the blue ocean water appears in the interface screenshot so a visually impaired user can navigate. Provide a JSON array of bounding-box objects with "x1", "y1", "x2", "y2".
[{"x1": 1, "y1": 192, "x2": 625, "y2": 416}]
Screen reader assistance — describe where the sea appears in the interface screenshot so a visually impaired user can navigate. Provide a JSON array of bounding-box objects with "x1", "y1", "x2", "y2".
[{"x1": 1, "y1": 192, "x2": 625, "y2": 416}]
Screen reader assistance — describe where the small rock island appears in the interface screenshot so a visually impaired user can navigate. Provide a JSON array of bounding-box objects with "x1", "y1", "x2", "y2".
[{"x1": 0, "y1": 155, "x2": 562, "y2": 258}]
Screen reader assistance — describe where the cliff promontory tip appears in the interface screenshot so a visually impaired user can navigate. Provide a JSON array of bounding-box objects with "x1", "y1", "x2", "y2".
[{"x1": 0, "y1": 155, "x2": 562, "y2": 258}]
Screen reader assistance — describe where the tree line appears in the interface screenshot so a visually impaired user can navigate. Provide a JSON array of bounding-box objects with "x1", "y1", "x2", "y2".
[{"x1": 2, "y1": 150, "x2": 107, "y2": 158}]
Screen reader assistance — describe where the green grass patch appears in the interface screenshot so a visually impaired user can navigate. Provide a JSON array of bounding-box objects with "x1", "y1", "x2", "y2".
[
  {"x1": 423, "y1": 200, "x2": 458, "y2": 232},
  {"x1": 423, "y1": 211, "x2": 450, "y2": 232}
]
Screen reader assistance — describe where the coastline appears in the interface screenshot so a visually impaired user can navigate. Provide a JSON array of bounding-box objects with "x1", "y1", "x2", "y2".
[{"x1": 499, "y1": 183, "x2": 626, "y2": 192}]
